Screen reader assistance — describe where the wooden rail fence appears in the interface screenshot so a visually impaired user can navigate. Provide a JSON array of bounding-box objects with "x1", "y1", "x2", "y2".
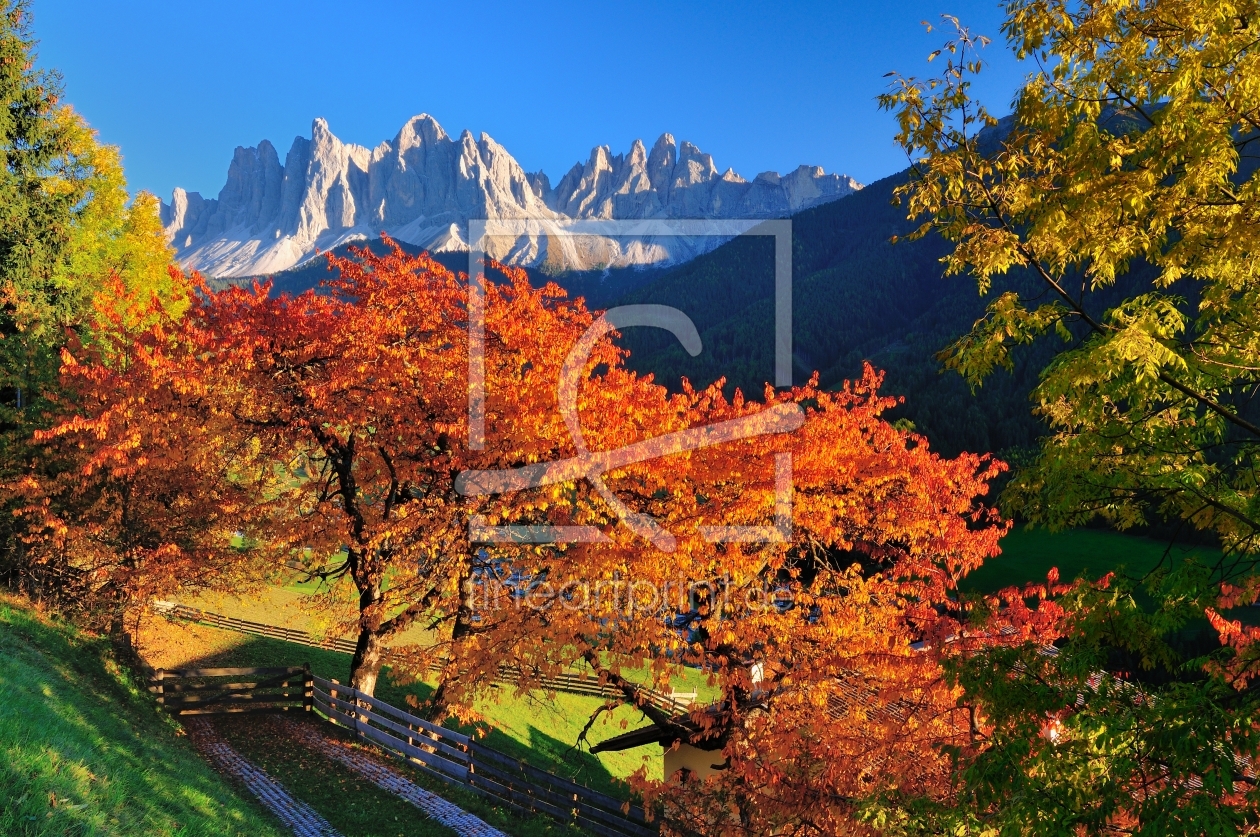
[
  {"x1": 312, "y1": 675, "x2": 656, "y2": 837},
  {"x1": 150, "y1": 665, "x2": 313, "y2": 717},
  {"x1": 154, "y1": 601, "x2": 696, "y2": 712},
  {"x1": 145, "y1": 664, "x2": 656, "y2": 834},
  {"x1": 153, "y1": 601, "x2": 360, "y2": 654}
]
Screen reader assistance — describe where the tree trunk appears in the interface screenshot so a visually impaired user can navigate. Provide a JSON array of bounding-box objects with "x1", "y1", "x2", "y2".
[
  {"x1": 346, "y1": 545, "x2": 386, "y2": 696},
  {"x1": 426, "y1": 566, "x2": 477, "y2": 720},
  {"x1": 349, "y1": 627, "x2": 386, "y2": 696}
]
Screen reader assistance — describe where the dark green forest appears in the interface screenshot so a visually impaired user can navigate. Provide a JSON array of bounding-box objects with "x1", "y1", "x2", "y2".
[{"x1": 604, "y1": 174, "x2": 1057, "y2": 458}]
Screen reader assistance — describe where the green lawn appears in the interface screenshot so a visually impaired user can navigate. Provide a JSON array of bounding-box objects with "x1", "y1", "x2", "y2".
[
  {"x1": 4, "y1": 526, "x2": 1232, "y2": 837},
  {"x1": 157, "y1": 583, "x2": 722, "y2": 790},
  {"x1": 163, "y1": 525, "x2": 1233, "y2": 805},
  {"x1": 960, "y1": 526, "x2": 1220, "y2": 594},
  {"x1": 0, "y1": 596, "x2": 285, "y2": 837}
]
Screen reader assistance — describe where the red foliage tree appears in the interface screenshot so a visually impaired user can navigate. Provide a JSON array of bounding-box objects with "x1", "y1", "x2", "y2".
[{"x1": 25, "y1": 244, "x2": 1011, "y2": 835}]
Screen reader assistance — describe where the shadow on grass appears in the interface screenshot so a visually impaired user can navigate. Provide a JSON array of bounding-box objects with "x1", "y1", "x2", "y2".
[
  {"x1": 240, "y1": 712, "x2": 586, "y2": 837},
  {"x1": 214, "y1": 713, "x2": 465, "y2": 837}
]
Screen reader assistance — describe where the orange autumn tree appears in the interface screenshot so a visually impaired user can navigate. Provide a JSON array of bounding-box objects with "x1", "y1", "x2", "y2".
[
  {"x1": 177, "y1": 243, "x2": 1008, "y2": 831},
  {"x1": 9, "y1": 270, "x2": 265, "y2": 622},
  {"x1": 157, "y1": 242, "x2": 608, "y2": 696},
  {"x1": 457, "y1": 356, "x2": 1007, "y2": 835},
  {"x1": 27, "y1": 241, "x2": 1010, "y2": 835}
]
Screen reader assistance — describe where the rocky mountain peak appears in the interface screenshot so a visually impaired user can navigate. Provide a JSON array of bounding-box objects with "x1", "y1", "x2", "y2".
[
  {"x1": 163, "y1": 115, "x2": 861, "y2": 277},
  {"x1": 627, "y1": 138, "x2": 648, "y2": 166},
  {"x1": 396, "y1": 113, "x2": 449, "y2": 151}
]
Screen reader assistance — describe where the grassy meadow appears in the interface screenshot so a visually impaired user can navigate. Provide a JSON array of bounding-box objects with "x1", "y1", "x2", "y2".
[
  {"x1": 119, "y1": 522, "x2": 1240, "y2": 825},
  {"x1": 0, "y1": 596, "x2": 284, "y2": 837},
  {"x1": 0, "y1": 523, "x2": 1243, "y2": 837},
  {"x1": 960, "y1": 526, "x2": 1220, "y2": 593}
]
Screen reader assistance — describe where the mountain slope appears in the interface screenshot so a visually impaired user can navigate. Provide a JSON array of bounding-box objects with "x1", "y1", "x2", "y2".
[
  {"x1": 162, "y1": 114, "x2": 860, "y2": 278},
  {"x1": 610, "y1": 171, "x2": 1058, "y2": 457},
  {"x1": 237, "y1": 237, "x2": 669, "y2": 310}
]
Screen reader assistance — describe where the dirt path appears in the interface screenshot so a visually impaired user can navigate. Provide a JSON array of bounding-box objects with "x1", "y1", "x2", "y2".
[
  {"x1": 276, "y1": 717, "x2": 508, "y2": 837},
  {"x1": 184, "y1": 717, "x2": 344, "y2": 837}
]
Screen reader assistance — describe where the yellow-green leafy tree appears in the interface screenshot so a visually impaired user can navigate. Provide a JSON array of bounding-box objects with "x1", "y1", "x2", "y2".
[
  {"x1": 0, "y1": 0, "x2": 182, "y2": 602},
  {"x1": 877, "y1": 2, "x2": 1260, "y2": 832}
]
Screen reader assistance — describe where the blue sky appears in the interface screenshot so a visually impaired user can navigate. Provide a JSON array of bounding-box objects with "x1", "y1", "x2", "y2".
[{"x1": 35, "y1": 0, "x2": 1026, "y2": 202}]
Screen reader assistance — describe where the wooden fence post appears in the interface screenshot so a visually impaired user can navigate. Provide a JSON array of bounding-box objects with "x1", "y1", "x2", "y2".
[
  {"x1": 155, "y1": 668, "x2": 165, "y2": 708},
  {"x1": 352, "y1": 684, "x2": 365, "y2": 738},
  {"x1": 303, "y1": 663, "x2": 313, "y2": 713}
]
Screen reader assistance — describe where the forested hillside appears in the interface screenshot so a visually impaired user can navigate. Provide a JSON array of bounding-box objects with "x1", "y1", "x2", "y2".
[{"x1": 609, "y1": 172, "x2": 1056, "y2": 457}]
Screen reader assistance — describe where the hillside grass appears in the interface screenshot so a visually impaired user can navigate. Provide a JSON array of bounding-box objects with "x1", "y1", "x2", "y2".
[
  {"x1": 960, "y1": 527, "x2": 1220, "y2": 594},
  {"x1": 0, "y1": 595, "x2": 285, "y2": 837},
  {"x1": 148, "y1": 527, "x2": 1216, "y2": 789},
  {"x1": 145, "y1": 525, "x2": 1228, "y2": 802}
]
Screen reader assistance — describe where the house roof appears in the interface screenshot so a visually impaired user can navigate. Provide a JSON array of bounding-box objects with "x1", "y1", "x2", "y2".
[
  {"x1": 589, "y1": 722, "x2": 688, "y2": 753},
  {"x1": 589, "y1": 694, "x2": 760, "y2": 754},
  {"x1": 591, "y1": 711, "x2": 731, "y2": 753}
]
